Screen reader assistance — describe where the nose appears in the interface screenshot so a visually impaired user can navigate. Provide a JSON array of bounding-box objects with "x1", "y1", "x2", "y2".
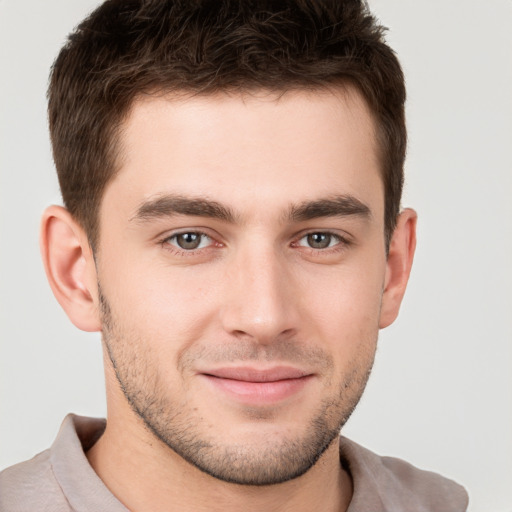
[{"x1": 219, "y1": 244, "x2": 300, "y2": 344}]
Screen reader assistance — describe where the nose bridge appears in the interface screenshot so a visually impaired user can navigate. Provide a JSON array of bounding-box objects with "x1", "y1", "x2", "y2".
[{"x1": 220, "y1": 239, "x2": 298, "y2": 342}]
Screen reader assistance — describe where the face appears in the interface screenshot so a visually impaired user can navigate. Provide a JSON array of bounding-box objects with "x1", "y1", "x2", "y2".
[{"x1": 96, "y1": 89, "x2": 388, "y2": 485}]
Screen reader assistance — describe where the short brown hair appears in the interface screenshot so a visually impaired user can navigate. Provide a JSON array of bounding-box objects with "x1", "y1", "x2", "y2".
[{"x1": 48, "y1": 0, "x2": 406, "y2": 249}]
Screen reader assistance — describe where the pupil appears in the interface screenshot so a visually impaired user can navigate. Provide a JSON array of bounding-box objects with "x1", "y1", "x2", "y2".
[
  {"x1": 178, "y1": 233, "x2": 201, "y2": 249},
  {"x1": 308, "y1": 233, "x2": 330, "y2": 249}
]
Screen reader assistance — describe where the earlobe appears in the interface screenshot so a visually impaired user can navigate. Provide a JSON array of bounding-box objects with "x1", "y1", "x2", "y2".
[
  {"x1": 379, "y1": 208, "x2": 417, "y2": 329},
  {"x1": 40, "y1": 205, "x2": 101, "y2": 332}
]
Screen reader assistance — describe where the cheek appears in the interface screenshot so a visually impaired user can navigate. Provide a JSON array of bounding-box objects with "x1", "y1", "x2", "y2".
[
  {"x1": 313, "y1": 273, "x2": 382, "y2": 315},
  {"x1": 301, "y1": 260, "x2": 384, "y2": 352},
  {"x1": 99, "y1": 236, "x2": 386, "y2": 364},
  {"x1": 100, "y1": 258, "x2": 221, "y2": 351}
]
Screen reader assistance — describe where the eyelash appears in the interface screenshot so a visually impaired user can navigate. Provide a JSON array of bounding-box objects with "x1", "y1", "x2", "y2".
[
  {"x1": 293, "y1": 231, "x2": 350, "y2": 254},
  {"x1": 160, "y1": 229, "x2": 351, "y2": 257},
  {"x1": 161, "y1": 231, "x2": 219, "y2": 256}
]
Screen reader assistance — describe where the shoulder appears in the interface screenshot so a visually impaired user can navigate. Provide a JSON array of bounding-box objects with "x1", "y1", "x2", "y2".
[
  {"x1": 0, "y1": 450, "x2": 71, "y2": 512},
  {"x1": 340, "y1": 436, "x2": 469, "y2": 512}
]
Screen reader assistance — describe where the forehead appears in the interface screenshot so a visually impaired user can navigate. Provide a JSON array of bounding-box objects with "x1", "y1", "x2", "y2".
[{"x1": 105, "y1": 88, "x2": 383, "y2": 222}]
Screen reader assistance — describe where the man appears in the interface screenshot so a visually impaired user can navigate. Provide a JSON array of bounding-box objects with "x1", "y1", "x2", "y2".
[{"x1": 0, "y1": 0, "x2": 468, "y2": 510}]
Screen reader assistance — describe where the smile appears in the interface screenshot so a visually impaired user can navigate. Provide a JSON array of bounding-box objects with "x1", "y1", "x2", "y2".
[{"x1": 199, "y1": 366, "x2": 314, "y2": 404}]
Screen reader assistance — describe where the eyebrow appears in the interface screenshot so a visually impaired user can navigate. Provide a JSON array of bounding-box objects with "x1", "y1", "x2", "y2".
[
  {"x1": 288, "y1": 195, "x2": 372, "y2": 222},
  {"x1": 132, "y1": 195, "x2": 237, "y2": 223},
  {"x1": 131, "y1": 193, "x2": 371, "y2": 225}
]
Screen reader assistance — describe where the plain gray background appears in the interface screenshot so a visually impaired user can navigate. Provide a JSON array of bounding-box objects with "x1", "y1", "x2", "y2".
[{"x1": 1, "y1": 1, "x2": 511, "y2": 511}]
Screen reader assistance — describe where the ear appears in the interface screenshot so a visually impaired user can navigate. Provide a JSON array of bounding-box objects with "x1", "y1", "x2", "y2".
[
  {"x1": 379, "y1": 208, "x2": 417, "y2": 329},
  {"x1": 40, "y1": 205, "x2": 101, "y2": 332}
]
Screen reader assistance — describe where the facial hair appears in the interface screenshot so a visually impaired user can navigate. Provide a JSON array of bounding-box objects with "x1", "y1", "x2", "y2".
[{"x1": 99, "y1": 287, "x2": 376, "y2": 486}]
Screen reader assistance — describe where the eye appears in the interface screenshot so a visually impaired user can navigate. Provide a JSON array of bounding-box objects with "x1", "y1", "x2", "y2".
[
  {"x1": 297, "y1": 232, "x2": 341, "y2": 249},
  {"x1": 166, "y1": 232, "x2": 212, "y2": 250}
]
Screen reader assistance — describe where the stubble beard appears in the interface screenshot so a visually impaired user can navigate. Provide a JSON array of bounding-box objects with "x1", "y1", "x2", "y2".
[{"x1": 99, "y1": 289, "x2": 376, "y2": 486}]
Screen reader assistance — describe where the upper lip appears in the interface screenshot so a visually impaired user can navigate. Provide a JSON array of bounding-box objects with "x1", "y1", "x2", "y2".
[{"x1": 201, "y1": 366, "x2": 311, "y2": 382}]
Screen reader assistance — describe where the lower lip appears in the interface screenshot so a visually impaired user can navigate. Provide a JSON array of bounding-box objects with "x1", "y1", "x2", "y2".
[{"x1": 201, "y1": 375, "x2": 313, "y2": 404}]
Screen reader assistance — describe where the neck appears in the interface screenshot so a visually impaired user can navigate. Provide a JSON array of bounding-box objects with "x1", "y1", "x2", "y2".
[{"x1": 86, "y1": 411, "x2": 352, "y2": 512}]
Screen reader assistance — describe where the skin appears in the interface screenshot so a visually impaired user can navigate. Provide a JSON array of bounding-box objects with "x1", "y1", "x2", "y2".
[{"x1": 41, "y1": 88, "x2": 416, "y2": 512}]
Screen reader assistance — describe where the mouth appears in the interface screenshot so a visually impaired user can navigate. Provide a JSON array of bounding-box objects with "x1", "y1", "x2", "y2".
[{"x1": 199, "y1": 366, "x2": 314, "y2": 404}]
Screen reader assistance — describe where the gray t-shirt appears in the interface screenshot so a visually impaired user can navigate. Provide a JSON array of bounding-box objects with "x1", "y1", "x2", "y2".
[{"x1": 0, "y1": 415, "x2": 468, "y2": 511}]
